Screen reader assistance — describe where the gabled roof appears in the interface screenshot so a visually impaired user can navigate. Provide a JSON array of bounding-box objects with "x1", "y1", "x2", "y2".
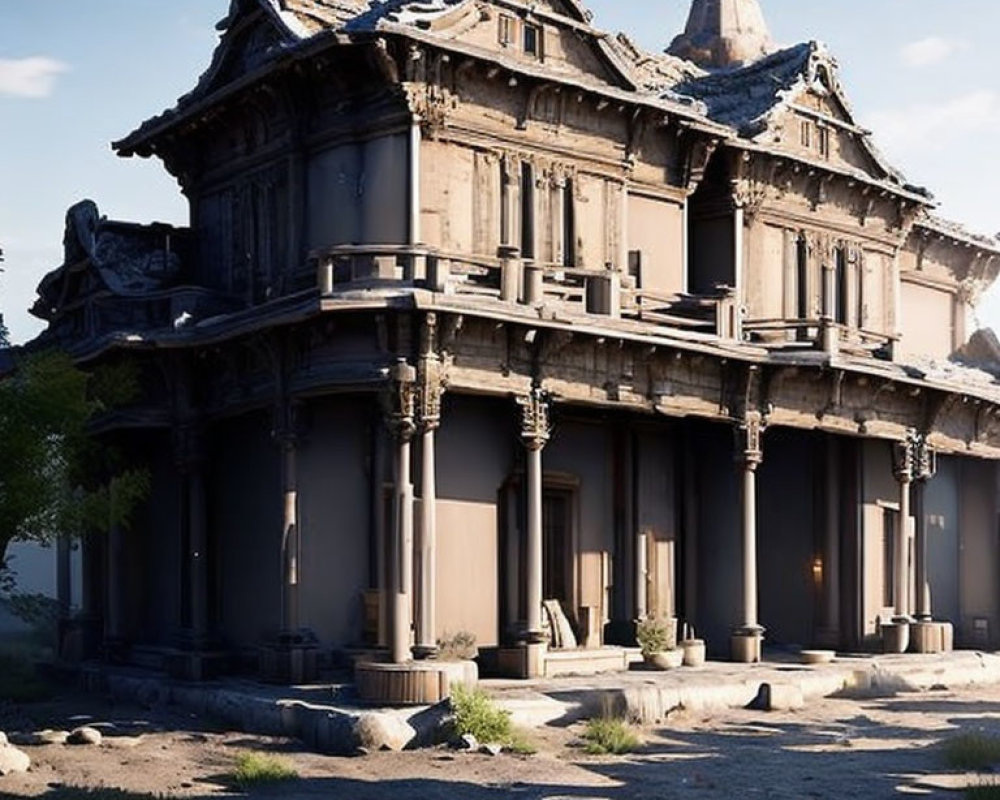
[{"x1": 668, "y1": 41, "x2": 930, "y2": 199}]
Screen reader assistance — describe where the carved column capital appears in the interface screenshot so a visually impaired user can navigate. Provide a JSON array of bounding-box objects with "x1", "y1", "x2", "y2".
[
  {"x1": 518, "y1": 388, "x2": 551, "y2": 451},
  {"x1": 383, "y1": 359, "x2": 418, "y2": 442},
  {"x1": 895, "y1": 430, "x2": 936, "y2": 483},
  {"x1": 735, "y1": 410, "x2": 766, "y2": 470},
  {"x1": 417, "y1": 314, "x2": 448, "y2": 432}
]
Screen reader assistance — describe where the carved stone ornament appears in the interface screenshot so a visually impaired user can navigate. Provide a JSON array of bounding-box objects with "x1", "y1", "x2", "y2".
[
  {"x1": 384, "y1": 359, "x2": 418, "y2": 441},
  {"x1": 517, "y1": 387, "x2": 551, "y2": 451},
  {"x1": 735, "y1": 409, "x2": 766, "y2": 469},
  {"x1": 894, "y1": 429, "x2": 936, "y2": 482},
  {"x1": 417, "y1": 315, "x2": 448, "y2": 430}
]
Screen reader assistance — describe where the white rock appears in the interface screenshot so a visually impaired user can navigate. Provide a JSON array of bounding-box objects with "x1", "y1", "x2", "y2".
[
  {"x1": 67, "y1": 726, "x2": 103, "y2": 746},
  {"x1": 352, "y1": 714, "x2": 416, "y2": 753},
  {"x1": 0, "y1": 745, "x2": 31, "y2": 776},
  {"x1": 0, "y1": 732, "x2": 7, "y2": 747},
  {"x1": 480, "y1": 743, "x2": 503, "y2": 757},
  {"x1": 456, "y1": 733, "x2": 479, "y2": 751}
]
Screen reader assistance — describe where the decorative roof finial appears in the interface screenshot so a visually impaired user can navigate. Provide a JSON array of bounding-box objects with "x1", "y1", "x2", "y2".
[{"x1": 668, "y1": 0, "x2": 775, "y2": 69}]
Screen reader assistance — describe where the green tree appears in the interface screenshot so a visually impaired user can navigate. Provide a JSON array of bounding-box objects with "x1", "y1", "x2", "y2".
[{"x1": 0, "y1": 343, "x2": 149, "y2": 592}]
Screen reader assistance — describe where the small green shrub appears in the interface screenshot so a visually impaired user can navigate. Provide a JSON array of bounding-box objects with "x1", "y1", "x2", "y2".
[
  {"x1": 230, "y1": 752, "x2": 299, "y2": 788},
  {"x1": 636, "y1": 618, "x2": 672, "y2": 656},
  {"x1": 451, "y1": 685, "x2": 512, "y2": 744},
  {"x1": 506, "y1": 728, "x2": 538, "y2": 756},
  {"x1": 436, "y1": 630, "x2": 478, "y2": 662},
  {"x1": 944, "y1": 734, "x2": 1000, "y2": 770},
  {"x1": 582, "y1": 717, "x2": 641, "y2": 756}
]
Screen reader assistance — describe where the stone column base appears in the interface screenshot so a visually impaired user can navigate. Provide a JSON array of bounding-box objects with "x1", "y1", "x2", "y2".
[
  {"x1": 260, "y1": 630, "x2": 319, "y2": 685},
  {"x1": 910, "y1": 621, "x2": 955, "y2": 654},
  {"x1": 880, "y1": 620, "x2": 910, "y2": 654},
  {"x1": 356, "y1": 660, "x2": 478, "y2": 706},
  {"x1": 731, "y1": 629, "x2": 764, "y2": 663},
  {"x1": 496, "y1": 641, "x2": 547, "y2": 679}
]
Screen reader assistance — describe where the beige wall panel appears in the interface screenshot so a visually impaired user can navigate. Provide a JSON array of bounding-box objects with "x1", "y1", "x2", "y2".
[
  {"x1": 435, "y1": 499, "x2": 499, "y2": 647},
  {"x1": 575, "y1": 174, "x2": 608, "y2": 269},
  {"x1": 627, "y1": 194, "x2": 684, "y2": 294},
  {"x1": 306, "y1": 142, "x2": 363, "y2": 249},
  {"x1": 899, "y1": 281, "x2": 955, "y2": 359},
  {"x1": 745, "y1": 223, "x2": 784, "y2": 319},
  {"x1": 959, "y1": 460, "x2": 999, "y2": 647},
  {"x1": 297, "y1": 398, "x2": 371, "y2": 648},
  {"x1": 861, "y1": 250, "x2": 887, "y2": 333},
  {"x1": 362, "y1": 134, "x2": 409, "y2": 243},
  {"x1": 420, "y1": 140, "x2": 475, "y2": 252}
]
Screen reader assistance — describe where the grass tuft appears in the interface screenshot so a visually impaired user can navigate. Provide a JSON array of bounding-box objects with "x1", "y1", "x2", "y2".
[
  {"x1": 581, "y1": 716, "x2": 641, "y2": 756},
  {"x1": 944, "y1": 734, "x2": 1000, "y2": 771},
  {"x1": 451, "y1": 685, "x2": 512, "y2": 745},
  {"x1": 505, "y1": 727, "x2": 538, "y2": 756},
  {"x1": 230, "y1": 751, "x2": 299, "y2": 788}
]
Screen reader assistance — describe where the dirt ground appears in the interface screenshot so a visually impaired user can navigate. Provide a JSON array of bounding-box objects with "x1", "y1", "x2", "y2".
[{"x1": 4, "y1": 681, "x2": 1000, "y2": 799}]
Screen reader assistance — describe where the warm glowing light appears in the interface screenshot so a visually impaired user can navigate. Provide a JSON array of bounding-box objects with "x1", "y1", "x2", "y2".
[{"x1": 812, "y1": 557, "x2": 824, "y2": 583}]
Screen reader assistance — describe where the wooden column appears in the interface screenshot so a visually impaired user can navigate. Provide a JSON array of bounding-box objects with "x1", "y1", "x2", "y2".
[
  {"x1": 892, "y1": 433, "x2": 917, "y2": 621},
  {"x1": 279, "y1": 434, "x2": 300, "y2": 633},
  {"x1": 732, "y1": 410, "x2": 765, "y2": 662},
  {"x1": 913, "y1": 434, "x2": 936, "y2": 621},
  {"x1": 518, "y1": 388, "x2": 550, "y2": 650},
  {"x1": 414, "y1": 315, "x2": 446, "y2": 659},
  {"x1": 386, "y1": 361, "x2": 417, "y2": 665}
]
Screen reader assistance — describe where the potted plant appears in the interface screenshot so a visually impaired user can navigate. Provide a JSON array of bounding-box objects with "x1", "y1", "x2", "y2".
[
  {"x1": 637, "y1": 618, "x2": 682, "y2": 670},
  {"x1": 679, "y1": 623, "x2": 706, "y2": 668}
]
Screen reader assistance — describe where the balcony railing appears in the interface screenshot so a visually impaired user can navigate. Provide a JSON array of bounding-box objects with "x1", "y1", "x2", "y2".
[
  {"x1": 311, "y1": 245, "x2": 896, "y2": 355},
  {"x1": 743, "y1": 318, "x2": 897, "y2": 360}
]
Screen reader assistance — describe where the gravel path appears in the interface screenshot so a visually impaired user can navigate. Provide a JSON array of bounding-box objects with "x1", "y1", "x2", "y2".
[{"x1": 4, "y1": 682, "x2": 1000, "y2": 798}]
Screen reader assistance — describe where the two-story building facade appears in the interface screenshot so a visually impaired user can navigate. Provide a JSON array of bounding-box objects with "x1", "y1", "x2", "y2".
[{"x1": 33, "y1": 0, "x2": 1000, "y2": 685}]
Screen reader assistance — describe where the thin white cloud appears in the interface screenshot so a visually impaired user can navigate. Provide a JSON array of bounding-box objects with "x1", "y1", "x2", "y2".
[
  {"x1": 900, "y1": 36, "x2": 968, "y2": 68},
  {"x1": 0, "y1": 57, "x2": 69, "y2": 99},
  {"x1": 867, "y1": 90, "x2": 1000, "y2": 158}
]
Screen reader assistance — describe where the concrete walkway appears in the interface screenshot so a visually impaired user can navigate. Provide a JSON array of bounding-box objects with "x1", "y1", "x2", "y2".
[
  {"x1": 92, "y1": 650, "x2": 1000, "y2": 755},
  {"x1": 488, "y1": 650, "x2": 1000, "y2": 726}
]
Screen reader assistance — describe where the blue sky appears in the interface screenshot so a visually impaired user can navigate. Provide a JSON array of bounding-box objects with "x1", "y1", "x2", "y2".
[{"x1": 1, "y1": 1, "x2": 998, "y2": 342}]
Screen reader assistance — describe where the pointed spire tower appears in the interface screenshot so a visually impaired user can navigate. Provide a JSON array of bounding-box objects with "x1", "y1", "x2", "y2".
[{"x1": 668, "y1": 0, "x2": 775, "y2": 69}]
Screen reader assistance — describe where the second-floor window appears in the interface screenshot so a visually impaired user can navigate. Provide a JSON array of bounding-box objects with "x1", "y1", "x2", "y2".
[
  {"x1": 499, "y1": 14, "x2": 515, "y2": 46},
  {"x1": 523, "y1": 23, "x2": 542, "y2": 58}
]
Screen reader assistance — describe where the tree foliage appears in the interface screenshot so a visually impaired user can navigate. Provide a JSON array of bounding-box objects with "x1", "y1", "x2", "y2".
[{"x1": 0, "y1": 347, "x2": 149, "y2": 586}]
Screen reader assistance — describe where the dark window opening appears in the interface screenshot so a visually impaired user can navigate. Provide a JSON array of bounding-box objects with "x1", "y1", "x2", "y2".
[
  {"x1": 520, "y1": 162, "x2": 535, "y2": 260},
  {"x1": 883, "y1": 509, "x2": 896, "y2": 608},
  {"x1": 562, "y1": 179, "x2": 575, "y2": 267},
  {"x1": 523, "y1": 23, "x2": 541, "y2": 57},
  {"x1": 835, "y1": 246, "x2": 848, "y2": 325},
  {"x1": 796, "y1": 235, "x2": 809, "y2": 318}
]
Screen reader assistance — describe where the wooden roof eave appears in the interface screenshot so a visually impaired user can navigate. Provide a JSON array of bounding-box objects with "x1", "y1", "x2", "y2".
[{"x1": 722, "y1": 138, "x2": 935, "y2": 207}]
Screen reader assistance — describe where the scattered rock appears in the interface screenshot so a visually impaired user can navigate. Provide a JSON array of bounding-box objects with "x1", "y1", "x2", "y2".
[
  {"x1": 747, "y1": 683, "x2": 805, "y2": 712},
  {"x1": 352, "y1": 713, "x2": 416, "y2": 752},
  {"x1": 67, "y1": 726, "x2": 103, "y2": 746},
  {"x1": 480, "y1": 743, "x2": 503, "y2": 757},
  {"x1": 103, "y1": 735, "x2": 144, "y2": 749},
  {"x1": 10, "y1": 730, "x2": 70, "y2": 747},
  {"x1": 930, "y1": 683, "x2": 949, "y2": 692},
  {"x1": 0, "y1": 745, "x2": 31, "y2": 776},
  {"x1": 454, "y1": 733, "x2": 478, "y2": 751},
  {"x1": 0, "y1": 732, "x2": 7, "y2": 747}
]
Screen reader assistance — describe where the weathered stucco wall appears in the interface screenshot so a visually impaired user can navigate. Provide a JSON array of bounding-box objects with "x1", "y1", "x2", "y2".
[
  {"x1": 758, "y1": 429, "x2": 818, "y2": 646},
  {"x1": 958, "y1": 458, "x2": 999, "y2": 648},
  {"x1": 297, "y1": 396, "x2": 372, "y2": 648},
  {"x1": 212, "y1": 411, "x2": 282, "y2": 650}
]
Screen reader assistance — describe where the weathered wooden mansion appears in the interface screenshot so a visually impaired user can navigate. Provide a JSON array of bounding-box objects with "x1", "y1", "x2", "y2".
[{"x1": 34, "y1": 0, "x2": 1000, "y2": 683}]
